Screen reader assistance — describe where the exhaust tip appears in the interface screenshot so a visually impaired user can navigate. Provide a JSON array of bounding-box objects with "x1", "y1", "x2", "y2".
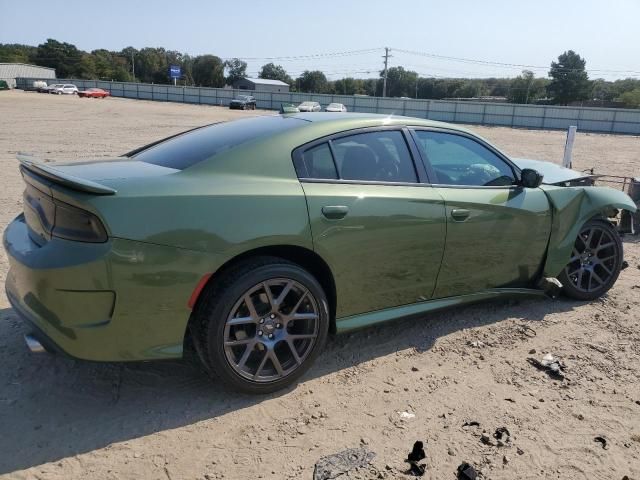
[{"x1": 24, "y1": 334, "x2": 46, "y2": 354}]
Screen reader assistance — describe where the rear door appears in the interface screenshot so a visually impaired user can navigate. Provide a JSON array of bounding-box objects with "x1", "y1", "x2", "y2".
[
  {"x1": 411, "y1": 129, "x2": 552, "y2": 298},
  {"x1": 294, "y1": 128, "x2": 447, "y2": 319}
]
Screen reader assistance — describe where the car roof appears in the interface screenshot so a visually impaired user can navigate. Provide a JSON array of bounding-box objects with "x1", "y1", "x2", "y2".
[{"x1": 286, "y1": 112, "x2": 472, "y2": 133}]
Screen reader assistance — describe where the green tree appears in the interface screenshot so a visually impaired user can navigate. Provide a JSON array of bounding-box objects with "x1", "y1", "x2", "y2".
[
  {"x1": 507, "y1": 70, "x2": 546, "y2": 104},
  {"x1": 258, "y1": 63, "x2": 292, "y2": 85},
  {"x1": 0, "y1": 43, "x2": 37, "y2": 63},
  {"x1": 380, "y1": 66, "x2": 418, "y2": 97},
  {"x1": 224, "y1": 58, "x2": 247, "y2": 85},
  {"x1": 33, "y1": 39, "x2": 82, "y2": 77},
  {"x1": 296, "y1": 70, "x2": 328, "y2": 93},
  {"x1": 547, "y1": 50, "x2": 591, "y2": 105},
  {"x1": 617, "y1": 88, "x2": 640, "y2": 108},
  {"x1": 192, "y1": 55, "x2": 225, "y2": 87}
]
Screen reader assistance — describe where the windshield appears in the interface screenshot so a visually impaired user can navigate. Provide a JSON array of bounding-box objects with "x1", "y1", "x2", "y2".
[
  {"x1": 328, "y1": 103, "x2": 341, "y2": 108},
  {"x1": 133, "y1": 115, "x2": 305, "y2": 170},
  {"x1": 235, "y1": 95, "x2": 251, "y2": 101},
  {"x1": 300, "y1": 102, "x2": 314, "y2": 106}
]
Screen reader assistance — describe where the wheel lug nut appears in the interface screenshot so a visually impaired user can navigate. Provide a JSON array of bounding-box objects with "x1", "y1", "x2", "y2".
[
  {"x1": 276, "y1": 323, "x2": 282, "y2": 329},
  {"x1": 270, "y1": 314, "x2": 276, "y2": 319},
  {"x1": 258, "y1": 330, "x2": 263, "y2": 336},
  {"x1": 268, "y1": 333, "x2": 274, "y2": 339},
  {"x1": 259, "y1": 318, "x2": 265, "y2": 324}
]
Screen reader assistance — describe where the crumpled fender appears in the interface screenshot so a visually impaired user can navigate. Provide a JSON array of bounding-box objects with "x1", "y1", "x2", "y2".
[{"x1": 541, "y1": 185, "x2": 637, "y2": 278}]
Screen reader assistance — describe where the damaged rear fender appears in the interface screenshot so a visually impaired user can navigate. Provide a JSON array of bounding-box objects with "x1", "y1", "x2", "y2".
[{"x1": 541, "y1": 185, "x2": 637, "y2": 278}]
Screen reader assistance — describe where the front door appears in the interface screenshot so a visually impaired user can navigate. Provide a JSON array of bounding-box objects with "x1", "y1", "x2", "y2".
[
  {"x1": 411, "y1": 129, "x2": 552, "y2": 298},
  {"x1": 293, "y1": 129, "x2": 447, "y2": 318}
]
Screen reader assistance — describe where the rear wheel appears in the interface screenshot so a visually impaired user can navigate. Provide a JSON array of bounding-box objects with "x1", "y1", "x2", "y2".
[
  {"x1": 559, "y1": 219, "x2": 623, "y2": 300},
  {"x1": 192, "y1": 257, "x2": 329, "y2": 393}
]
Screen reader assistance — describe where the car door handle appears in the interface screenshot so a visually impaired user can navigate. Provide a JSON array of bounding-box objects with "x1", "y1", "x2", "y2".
[
  {"x1": 451, "y1": 208, "x2": 470, "y2": 221},
  {"x1": 322, "y1": 205, "x2": 349, "y2": 220}
]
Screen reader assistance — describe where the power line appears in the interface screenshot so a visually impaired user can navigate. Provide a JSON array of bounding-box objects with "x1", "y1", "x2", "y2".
[{"x1": 393, "y1": 47, "x2": 640, "y2": 75}]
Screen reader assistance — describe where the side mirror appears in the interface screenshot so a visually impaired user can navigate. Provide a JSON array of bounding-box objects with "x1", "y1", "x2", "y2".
[{"x1": 520, "y1": 168, "x2": 544, "y2": 188}]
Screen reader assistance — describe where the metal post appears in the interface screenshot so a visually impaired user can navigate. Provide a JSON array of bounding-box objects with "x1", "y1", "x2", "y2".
[
  {"x1": 481, "y1": 103, "x2": 487, "y2": 125},
  {"x1": 382, "y1": 47, "x2": 391, "y2": 98},
  {"x1": 562, "y1": 126, "x2": 577, "y2": 169}
]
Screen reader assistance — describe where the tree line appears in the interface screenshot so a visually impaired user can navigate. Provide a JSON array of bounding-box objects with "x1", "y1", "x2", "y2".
[{"x1": 1, "y1": 40, "x2": 639, "y2": 108}]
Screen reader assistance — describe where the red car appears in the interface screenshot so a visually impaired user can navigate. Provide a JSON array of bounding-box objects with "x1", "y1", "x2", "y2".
[{"x1": 77, "y1": 88, "x2": 111, "y2": 98}]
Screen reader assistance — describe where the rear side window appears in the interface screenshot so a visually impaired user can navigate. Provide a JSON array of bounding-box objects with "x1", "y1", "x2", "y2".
[
  {"x1": 332, "y1": 131, "x2": 417, "y2": 182},
  {"x1": 133, "y1": 115, "x2": 304, "y2": 170},
  {"x1": 296, "y1": 143, "x2": 338, "y2": 179}
]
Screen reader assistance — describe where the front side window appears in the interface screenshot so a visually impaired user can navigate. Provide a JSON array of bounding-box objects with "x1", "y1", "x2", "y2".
[{"x1": 414, "y1": 131, "x2": 516, "y2": 186}]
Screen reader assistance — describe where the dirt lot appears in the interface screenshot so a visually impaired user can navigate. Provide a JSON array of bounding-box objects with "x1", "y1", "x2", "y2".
[{"x1": 0, "y1": 90, "x2": 639, "y2": 480}]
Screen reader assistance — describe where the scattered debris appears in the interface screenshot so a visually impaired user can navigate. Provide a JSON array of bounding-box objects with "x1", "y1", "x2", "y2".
[
  {"x1": 529, "y1": 348, "x2": 537, "y2": 354},
  {"x1": 398, "y1": 411, "x2": 416, "y2": 420},
  {"x1": 527, "y1": 353, "x2": 566, "y2": 379},
  {"x1": 405, "y1": 441, "x2": 426, "y2": 477},
  {"x1": 594, "y1": 436, "x2": 609, "y2": 450},
  {"x1": 517, "y1": 447, "x2": 525, "y2": 455},
  {"x1": 468, "y1": 340, "x2": 486, "y2": 348},
  {"x1": 505, "y1": 398, "x2": 516, "y2": 403},
  {"x1": 462, "y1": 421, "x2": 480, "y2": 428},
  {"x1": 480, "y1": 433, "x2": 493, "y2": 446},
  {"x1": 313, "y1": 447, "x2": 376, "y2": 480},
  {"x1": 411, "y1": 366, "x2": 419, "y2": 372},
  {"x1": 516, "y1": 324, "x2": 537, "y2": 337},
  {"x1": 494, "y1": 427, "x2": 511, "y2": 446},
  {"x1": 457, "y1": 462, "x2": 478, "y2": 480},
  {"x1": 502, "y1": 455, "x2": 510, "y2": 464}
]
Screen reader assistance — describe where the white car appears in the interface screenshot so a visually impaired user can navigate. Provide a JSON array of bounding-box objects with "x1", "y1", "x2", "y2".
[
  {"x1": 50, "y1": 84, "x2": 79, "y2": 95},
  {"x1": 325, "y1": 103, "x2": 347, "y2": 112},
  {"x1": 298, "y1": 101, "x2": 321, "y2": 112}
]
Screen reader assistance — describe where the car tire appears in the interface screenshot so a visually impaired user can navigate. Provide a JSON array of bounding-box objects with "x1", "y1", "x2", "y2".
[
  {"x1": 192, "y1": 256, "x2": 330, "y2": 394},
  {"x1": 558, "y1": 218, "x2": 623, "y2": 300}
]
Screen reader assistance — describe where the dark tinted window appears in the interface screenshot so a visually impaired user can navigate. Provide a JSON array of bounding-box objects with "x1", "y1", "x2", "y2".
[
  {"x1": 414, "y1": 131, "x2": 515, "y2": 186},
  {"x1": 332, "y1": 131, "x2": 417, "y2": 182},
  {"x1": 296, "y1": 143, "x2": 338, "y2": 179},
  {"x1": 134, "y1": 116, "x2": 304, "y2": 170}
]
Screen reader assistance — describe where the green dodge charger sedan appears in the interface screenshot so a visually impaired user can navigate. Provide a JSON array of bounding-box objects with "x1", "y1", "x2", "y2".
[{"x1": 4, "y1": 113, "x2": 637, "y2": 393}]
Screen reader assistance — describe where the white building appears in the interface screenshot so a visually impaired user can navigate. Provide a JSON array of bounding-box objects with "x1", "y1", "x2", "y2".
[{"x1": 0, "y1": 63, "x2": 56, "y2": 88}]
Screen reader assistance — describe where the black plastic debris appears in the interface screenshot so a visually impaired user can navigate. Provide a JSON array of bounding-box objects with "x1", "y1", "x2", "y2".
[
  {"x1": 405, "y1": 441, "x2": 426, "y2": 476},
  {"x1": 594, "y1": 436, "x2": 609, "y2": 450},
  {"x1": 527, "y1": 353, "x2": 566, "y2": 379},
  {"x1": 313, "y1": 447, "x2": 376, "y2": 480},
  {"x1": 494, "y1": 427, "x2": 511, "y2": 441},
  {"x1": 462, "y1": 421, "x2": 480, "y2": 428},
  {"x1": 457, "y1": 462, "x2": 478, "y2": 480}
]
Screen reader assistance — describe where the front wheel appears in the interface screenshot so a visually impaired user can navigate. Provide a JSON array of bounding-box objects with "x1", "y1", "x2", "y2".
[
  {"x1": 192, "y1": 257, "x2": 330, "y2": 394},
  {"x1": 559, "y1": 219, "x2": 623, "y2": 300}
]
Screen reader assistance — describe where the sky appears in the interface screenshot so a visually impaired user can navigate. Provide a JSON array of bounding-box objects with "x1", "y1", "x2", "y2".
[{"x1": 1, "y1": 0, "x2": 639, "y2": 81}]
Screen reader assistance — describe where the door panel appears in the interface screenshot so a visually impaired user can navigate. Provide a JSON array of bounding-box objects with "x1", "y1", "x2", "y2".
[
  {"x1": 433, "y1": 186, "x2": 552, "y2": 298},
  {"x1": 303, "y1": 182, "x2": 446, "y2": 318}
]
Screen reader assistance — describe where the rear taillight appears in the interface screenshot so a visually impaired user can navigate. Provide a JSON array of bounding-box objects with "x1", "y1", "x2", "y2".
[
  {"x1": 23, "y1": 184, "x2": 107, "y2": 243},
  {"x1": 52, "y1": 201, "x2": 108, "y2": 243}
]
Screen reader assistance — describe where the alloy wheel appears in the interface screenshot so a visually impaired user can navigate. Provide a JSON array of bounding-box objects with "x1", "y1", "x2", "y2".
[
  {"x1": 223, "y1": 278, "x2": 320, "y2": 382},
  {"x1": 564, "y1": 224, "x2": 619, "y2": 293}
]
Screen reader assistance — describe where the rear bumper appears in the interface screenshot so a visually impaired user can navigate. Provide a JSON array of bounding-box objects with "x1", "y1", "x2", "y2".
[{"x1": 3, "y1": 214, "x2": 223, "y2": 362}]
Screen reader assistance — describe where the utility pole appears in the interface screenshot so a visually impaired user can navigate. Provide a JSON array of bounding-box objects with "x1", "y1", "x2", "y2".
[
  {"x1": 382, "y1": 47, "x2": 391, "y2": 98},
  {"x1": 131, "y1": 52, "x2": 135, "y2": 81}
]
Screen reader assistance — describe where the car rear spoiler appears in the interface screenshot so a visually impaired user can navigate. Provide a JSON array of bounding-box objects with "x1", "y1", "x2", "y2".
[{"x1": 17, "y1": 154, "x2": 117, "y2": 195}]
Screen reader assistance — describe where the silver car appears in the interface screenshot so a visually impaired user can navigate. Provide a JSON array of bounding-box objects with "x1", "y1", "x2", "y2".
[
  {"x1": 298, "y1": 101, "x2": 321, "y2": 112},
  {"x1": 50, "y1": 84, "x2": 79, "y2": 95},
  {"x1": 325, "y1": 102, "x2": 347, "y2": 112}
]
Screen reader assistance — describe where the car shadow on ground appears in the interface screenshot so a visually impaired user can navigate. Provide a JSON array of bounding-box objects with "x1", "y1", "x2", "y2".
[{"x1": 0, "y1": 295, "x2": 580, "y2": 474}]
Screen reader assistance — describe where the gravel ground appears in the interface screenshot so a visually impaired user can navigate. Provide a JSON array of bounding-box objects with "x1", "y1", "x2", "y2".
[{"x1": 1, "y1": 91, "x2": 639, "y2": 480}]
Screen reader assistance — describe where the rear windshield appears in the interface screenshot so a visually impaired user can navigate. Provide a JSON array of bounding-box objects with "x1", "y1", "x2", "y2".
[{"x1": 132, "y1": 115, "x2": 305, "y2": 170}]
